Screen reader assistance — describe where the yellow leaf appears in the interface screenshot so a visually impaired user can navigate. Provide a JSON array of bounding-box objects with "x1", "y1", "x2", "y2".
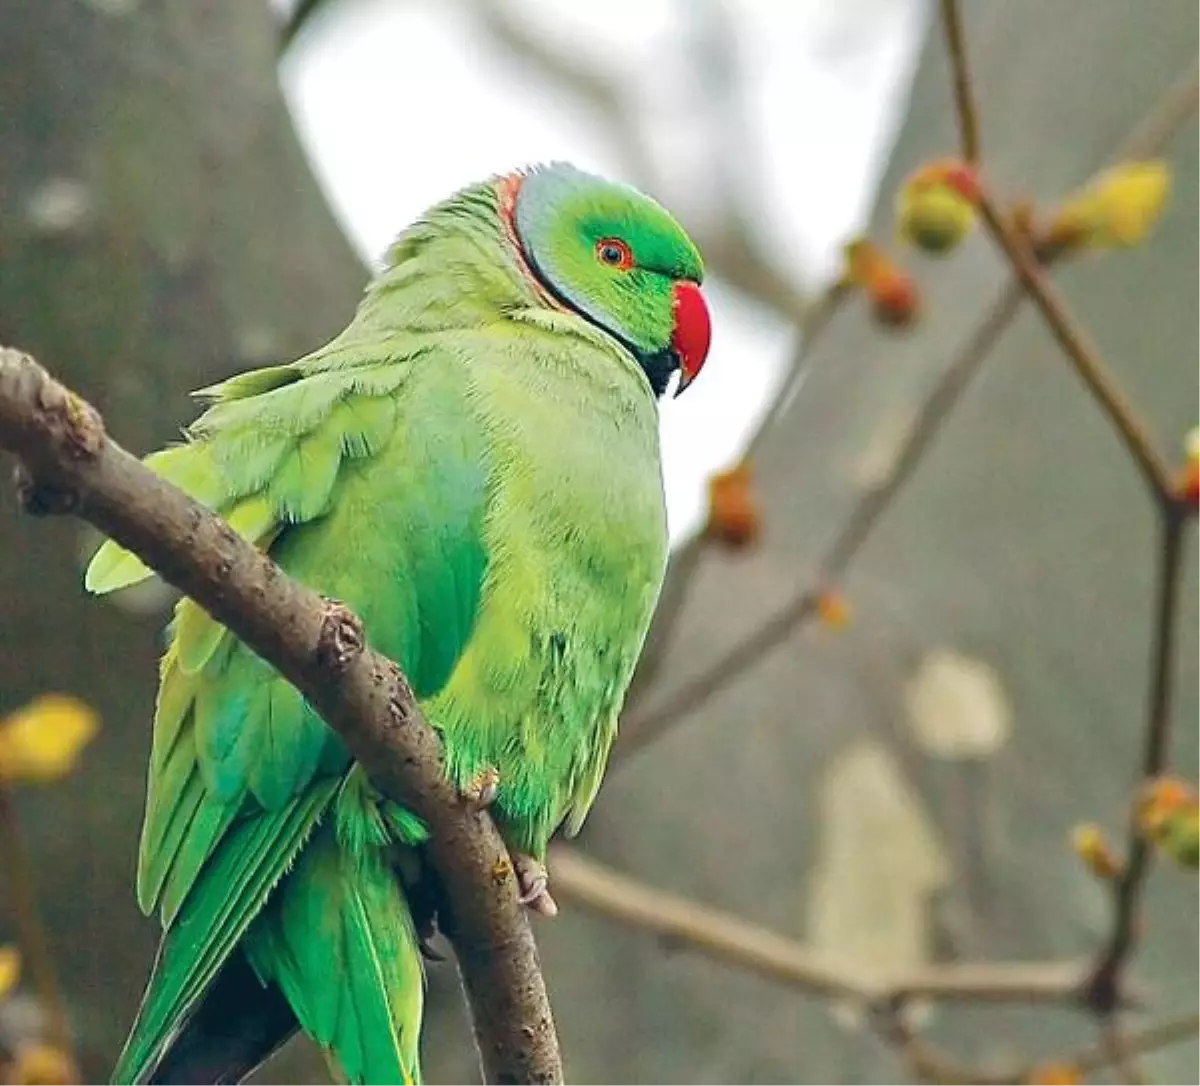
[
  {"x1": 0, "y1": 947, "x2": 20, "y2": 999},
  {"x1": 0, "y1": 696, "x2": 99, "y2": 784},
  {"x1": 4, "y1": 1043, "x2": 78, "y2": 1085},
  {"x1": 1046, "y1": 161, "x2": 1171, "y2": 252},
  {"x1": 842, "y1": 240, "x2": 922, "y2": 328}
]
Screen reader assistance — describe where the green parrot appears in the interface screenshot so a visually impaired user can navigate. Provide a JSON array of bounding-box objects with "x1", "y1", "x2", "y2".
[{"x1": 85, "y1": 163, "x2": 711, "y2": 1085}]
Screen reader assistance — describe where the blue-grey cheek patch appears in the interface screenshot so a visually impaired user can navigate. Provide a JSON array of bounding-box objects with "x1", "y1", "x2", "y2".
[{"x1": 514, "y1": 164, "x2": 640, "y2": 349}]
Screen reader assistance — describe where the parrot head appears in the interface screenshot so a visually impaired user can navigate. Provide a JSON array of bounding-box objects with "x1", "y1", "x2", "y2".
[{"x1": 502, "y1": 163, "x2": 711, "y2": 398}]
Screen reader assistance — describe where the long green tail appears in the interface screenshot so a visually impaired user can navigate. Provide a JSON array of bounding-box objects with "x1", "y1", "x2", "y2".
[
  {"x1": 244, "y1": 825, "x2": 425, "y2": 1085},
  {"x1": 111, "y1": 782, "x2": 425, "y2": 1085}
]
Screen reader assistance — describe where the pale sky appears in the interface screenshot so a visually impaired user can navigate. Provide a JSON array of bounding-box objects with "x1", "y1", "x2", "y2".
[{"x1": 278, "y1": 0, "x2": 928, "y2": 543}]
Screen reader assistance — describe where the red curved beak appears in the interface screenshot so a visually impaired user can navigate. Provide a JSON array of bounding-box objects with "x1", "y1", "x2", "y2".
[{"x1": 671, "y1": 281, "x2": 711, "y2": 397}]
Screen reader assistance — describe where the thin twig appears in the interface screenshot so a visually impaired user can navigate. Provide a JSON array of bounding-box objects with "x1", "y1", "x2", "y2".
[
  {"x1": 549, "y1": 846, "x2": 1084, "y2": 1007},
  {"x1": 615, "y1": 60, "x2": 1198, "y2": 761},
  {"x1": 744, "y1": 283, "x2": 848, "y2": 463},
  {"x1": 938, "y1": 0, "x2": 981, "y2": 163},
  {"x1": 976, "y1": 194, "x2": 1175, "y2": 501},
  {"x1": 880, "y1": 1008, "x2": 1199, "y2": 1085},
  {"x1": 1071, "y1": 1011, "x2": 1199, "y2": 1076},
  {"x1": 616, "y1": 281, "x2": 1023, "y2": 760},
  {"x1": 937, "y1": 0, "x2": 1191, "y2": 1046},
  {"x1": 1085, "y1": 510, "x2": 1187, "y2": 1014},
  {"x1": 1111, "y1": 60, "x2": 1198, "y2": 163},
  {"x1": 1098, "y1": 1017, "x2": 1147, "y2": 1085},
  {"x1": 0, "y1": 787, "x2": 73, "y2": 1056},
  {"x1": 0, "y1": 348, "x2": 562, "y2": 1086},
  {"x1": 876, "y1": 1004, "x2": 1003, "y2": 1085}
]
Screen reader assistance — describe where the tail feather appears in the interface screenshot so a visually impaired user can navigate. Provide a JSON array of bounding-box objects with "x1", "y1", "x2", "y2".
[
  {"x1": 244, "y1": 824, "x2": 425, "y2": 1085},
  {"x1": 112, "y1": 784, "x2": 337, "y2": 1085}
]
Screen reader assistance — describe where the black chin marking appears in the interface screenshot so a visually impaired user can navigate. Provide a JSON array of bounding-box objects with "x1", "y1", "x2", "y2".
[
  {"x1": 635, "y1": 346, "x2": 680, "y2": 398},
  {"x1": 517, "y1": 244, "x2": 679, "y2": 398}
]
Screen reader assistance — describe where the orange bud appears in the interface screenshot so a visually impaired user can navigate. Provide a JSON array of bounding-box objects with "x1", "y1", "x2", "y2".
[
  {"x1": 909, "y1": 158, "x2": 981, "y2": 200},
  {"x1": 1071, "y1": 823, "x2": 1121, "y2": 879},
  {"x1": 1139, "y1": 777, "x2": 1195, "y2": 836},
  {"x1": 1176, "y1": 427, "x2": 1199, "y2": 509},
  {"x1": 1179, "y1": 461, "x2": 1199, "y2": 509},
  {"x1": 816, "y1": 590, "x2": 851, "y2": 631},
  {"x1": 706, "y1": 462, "x2": 762, "y2": 549},
  {"x1": 897, "y1": 158, "x2": 980, "y2": 255},
  {"x1": 1024, "y1": 1063, "x2": 1083, "y2": 1085},
  {"x1": 869, "y1": 269, "x2": 921, "y2": 329},
  {"x1": 841, "y1": 239, "x2": 922, "y2": 330}
]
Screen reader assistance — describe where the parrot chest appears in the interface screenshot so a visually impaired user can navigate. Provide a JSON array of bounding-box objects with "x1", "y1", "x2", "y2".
[{"x1": 428, "y1": 359, "x2": 668, "y2": 851}]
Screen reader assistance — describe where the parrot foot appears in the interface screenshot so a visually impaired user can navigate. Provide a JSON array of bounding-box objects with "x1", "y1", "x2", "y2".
[
  {"x1": 513, "y1": 853, "x2": 559, "y2": 918},
  {"x1": 461, "y1": 765, "x2": 501, "y2": 810}
]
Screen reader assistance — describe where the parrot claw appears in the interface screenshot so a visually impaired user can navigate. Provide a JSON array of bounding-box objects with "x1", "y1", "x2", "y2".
[
  {"x1": 513, "y1": 854, "x2": 559, "y2": 918},
  {"x1": 461, "y1": 765, "x2": 501, "y2": 810}
]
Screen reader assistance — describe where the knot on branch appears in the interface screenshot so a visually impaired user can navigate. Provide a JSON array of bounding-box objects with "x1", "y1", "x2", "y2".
[
  {"x1": 316, "y1": 598, "x2": 365, "y2": 674},
  {"x1": 1, "y1": 349, "x2": 105, "y2": 515},
  {"x1": 2, "y1": 351, "x2": 105, "y2": 459}
]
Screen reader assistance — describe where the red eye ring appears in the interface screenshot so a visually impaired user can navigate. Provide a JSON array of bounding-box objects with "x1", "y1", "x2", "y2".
[{"x1": 595, "y1": 237, "x2": 633, "y2": 270}]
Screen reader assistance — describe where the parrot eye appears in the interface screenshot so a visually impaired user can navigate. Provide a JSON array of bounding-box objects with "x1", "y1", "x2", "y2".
[{"x1": 595, "y1": 237, "x2": 633, "y2": 269}]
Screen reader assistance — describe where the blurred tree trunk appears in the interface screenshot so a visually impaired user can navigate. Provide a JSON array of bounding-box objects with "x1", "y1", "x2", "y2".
[{"x1": 0, "y1": 2, "x2": 363, "y2": 1077}]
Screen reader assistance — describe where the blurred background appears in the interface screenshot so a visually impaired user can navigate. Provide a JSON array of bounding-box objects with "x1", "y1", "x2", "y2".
[{"x1": 0, "y1": 1, "x2": 1196, "y2": 1083}]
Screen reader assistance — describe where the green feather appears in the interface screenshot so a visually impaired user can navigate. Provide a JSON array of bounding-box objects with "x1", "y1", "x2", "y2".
[
  {"x1": 328, "y1": 393, "x2": 397, "y2": 459},
  {"x1": 113, "y1": 781, "x2": 338, "y2": 1085},
  {"x1": 85, "y1": 444, "x2": 220, "y2": 594},
  {"x1": 269, "y1": 424, "x2": 346, "y2": 523},
  {"x1": 243, "y1": 678, "x2": 329, "y2": 810},
  {"x1": 193, "y1": 362, "x2": 301, "y2": 403},
  {"x1": 224, "y1": 493, "x2": 279, "y2": 546},
  {"x1": 136, "y1": 739, "x2": 207, "y2": 916},
  {"x1": 174, "y1": 599, "x2": 225, "y2": 676},
  {"x1": 245, "y1": 794, "x2": 423, "y2": 1085}
]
